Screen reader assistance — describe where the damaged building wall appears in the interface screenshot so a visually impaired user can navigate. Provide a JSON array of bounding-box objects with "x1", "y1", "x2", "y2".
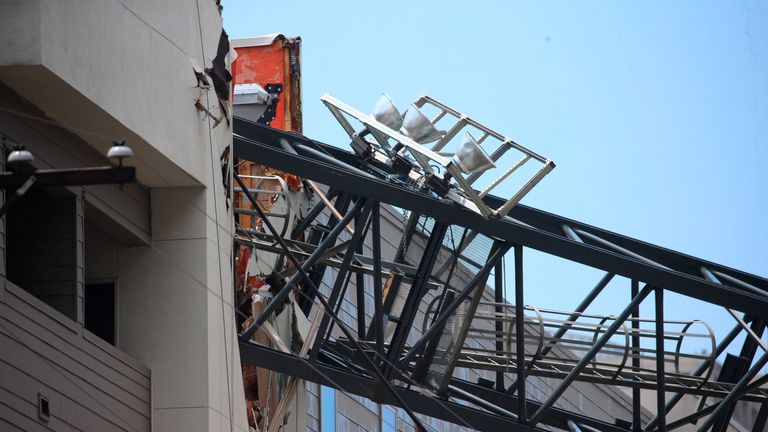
[
  {"x1": 231, "y1": 35, "x2": 307, "y2": 432},
  {"x1": 0, "y1": 1, "x2": 247, "y2": 431},
  {"x1": 0, "y1": 0, "x2": 226, "y2": 186}
]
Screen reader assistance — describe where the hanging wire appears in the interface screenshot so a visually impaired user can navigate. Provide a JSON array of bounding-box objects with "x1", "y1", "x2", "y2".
[{"x1": 0, "y1": 104, "x2": 480, "y2": 431}]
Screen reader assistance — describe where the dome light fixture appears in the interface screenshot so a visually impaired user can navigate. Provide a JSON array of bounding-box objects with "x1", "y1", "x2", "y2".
[
  {"x1": 107, "y1": 140, "x2": 134, "y2": 166},
  {"x1": 7, "y1": 145, "x2": 34, "y2": 166}
]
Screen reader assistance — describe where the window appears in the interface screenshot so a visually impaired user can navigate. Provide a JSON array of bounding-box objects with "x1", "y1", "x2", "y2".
[
  {"x1": 84, "y1": 282, "x2": 116, "y2": 345},
  {"x1": 6, "y1": 189, "x2": 77, "y2": 320},
  {"x1": 320, "y1": 385, "x2": 336, "y2": 432},
  {"x1": 83, "y1": 207, "x2": 123, "y2": 346},
  {"x1": 381, "y1": 405, "x2": 396, "y2": 432}
]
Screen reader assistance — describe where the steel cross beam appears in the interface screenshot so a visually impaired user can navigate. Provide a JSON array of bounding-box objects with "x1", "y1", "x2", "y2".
[
  {"x1": 436, "y1": 240, "x2": 511, "y2": 392},
  {"x1": 232, "y1": 119, "x2": 768, "y2": 317},
  {"x1": 239, "y1": 341, "x2": 547, "y2": 432},
  {"x1": 384, "y1": 221, "x2": 448, "y2": 378},
  {"x1": 661, "y1": 374, "x2": 768, "y2": 431},
  {"x1": 330, "y1": 338, "x2": 633, "y2": 432},
  {"x1": 233, "y1": 118, "x2": 768, "y2": 431},
  {"x1": 712, "y1": 317, "x2": 766, "y2": 432},
  {"x1": 399, "y1": 242, "x2": 512, "y2": 370},
  {"x1": 308, "y1": 200, "x2": 374, "y2": 361},
  {"x1": 697, "y1": 350, "x2": 768, "y2": 432},
  {"x1": 528, "y1": 285, "x2": 654, "y2": 427},
  {"x1": 643, "y1": 320, "x2": 744, "y2": 431},
  {"x1": 448, "y1": 378, "x2": 630, "y2": 432},
  {"x1": 234, "y1": 176, "x2": 428, "y2": 429},
  {"x1": 236, "y1": 172, "x2": 365, "y2": 342}
]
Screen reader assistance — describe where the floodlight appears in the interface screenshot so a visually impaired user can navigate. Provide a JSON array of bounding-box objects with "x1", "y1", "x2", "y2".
[
  {"x1": 452, "y1": 132, "x2": 495, "y2": 174},
  {"x1": 371, "y1": 93, "x2": 403, "y2": 130},
  {"x1": 401, "y1": 104, "x2": 445, "y2": 144},
  {"x1": 321, "y1": 92, "x2": 555, "y2": 219}
]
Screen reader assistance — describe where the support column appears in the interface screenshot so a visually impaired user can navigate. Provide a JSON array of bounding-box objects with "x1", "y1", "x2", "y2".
[
  {"x1": 514, "y1": 244, "x2": 527, "y2": 423},
  {"x1": 631, "y1": 280, "x2": 641, "y2": 432},
  {"x1": 494, "y1": 260, "x2": 505, "y2": 391},
  {"x1": 655, "y1": 287, "x2": 665, "y2": 432}
]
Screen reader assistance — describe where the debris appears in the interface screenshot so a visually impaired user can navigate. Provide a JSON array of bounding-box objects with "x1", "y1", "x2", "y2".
[{"x1": 205, "y1": 29, "x2": 232, "y2": 102}]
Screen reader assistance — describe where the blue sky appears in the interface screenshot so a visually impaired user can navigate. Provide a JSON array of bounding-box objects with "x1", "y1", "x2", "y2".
[{"x1": 224, "y1": 2, "x2": 767, "y2": 355}]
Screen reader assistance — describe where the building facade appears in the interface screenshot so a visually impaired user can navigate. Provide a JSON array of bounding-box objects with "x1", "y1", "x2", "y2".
[
  {"x1": 0, "y1": 3, "x2": 763, "y2": 430},
  {"x1": 0, "y1": 1, "x2": 247, "y2": 431}
]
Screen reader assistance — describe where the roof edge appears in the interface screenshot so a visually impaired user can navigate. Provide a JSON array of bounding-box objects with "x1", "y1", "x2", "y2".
[{"x1": 231, "y1": 33, "x2": 301, "y2": 48}]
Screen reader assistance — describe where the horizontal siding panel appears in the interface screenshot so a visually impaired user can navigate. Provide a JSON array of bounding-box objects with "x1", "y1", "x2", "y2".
[
  {"x1": 0, "y1": 387, "x2": 78, "y2": 432},
  {"x1": 0, "y1": 333, "x2": 149, "y2": 427},
  {"x1": 0, "y1": 418, "x2": 27, "y2": 432},
  {"x1": 1, "y1": 301, "x2": 149, "y2": 392},
  {"x1": 1, "y1": 291, "x2": 150, "y2": 430},
  {"x1": 6, "y1": 280, "x2": 80, "y2": 333},
  {"x1": 0, "y1": 310, "x2": 150, "y2": 413},
  {"x1": 0, "y1": 400, "x2": 51, "y2": 432},
  {"x1": 5, "y1": 284, "x2": 149, "y2": 379}
]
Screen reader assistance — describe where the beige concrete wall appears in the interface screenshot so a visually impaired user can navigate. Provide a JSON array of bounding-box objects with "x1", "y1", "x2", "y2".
[
  {"x1": 0, "y1": 0, "x2": 231, "y2": 187},
  {"x1": 0, "y1": 91, "x2": 151, "y2": 431},
  {"x1": 0, "y1": 0, "x2": 247, "y2": 430}
]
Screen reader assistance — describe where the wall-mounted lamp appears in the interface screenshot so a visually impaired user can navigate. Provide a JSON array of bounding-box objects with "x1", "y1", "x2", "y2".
[
  {"x1": 107, "y1": 140, "x2": 134, "y2": 166},
  {"x1": 7, "y1": 145, "x2": 34, "y2": 165}
]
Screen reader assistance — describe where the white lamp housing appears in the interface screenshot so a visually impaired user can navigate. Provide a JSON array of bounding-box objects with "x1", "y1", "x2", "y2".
[
  {"x1": 371, "y1": 93, "x2": 403, "y2": 130},
  {"x1": 452, "y1": 132, "x2": 495, "y2": 174},
  {"x1": 7, "y1": 146, "x2": 34, "y2": 165},
  {"x1": 400, "y1": 104, "x2": 445, "y2": 144},
  {"x1": 107, "y1": 140, "x2": 134, "y2": 165}
]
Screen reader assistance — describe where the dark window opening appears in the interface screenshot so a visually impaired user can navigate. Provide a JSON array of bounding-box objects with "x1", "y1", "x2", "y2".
[
  {"x1": 6, "y1": 188, "x2": 77, "y2": 320},
  {"x1": 84, "y1": 282, "x2": 115, "y2": 345}
]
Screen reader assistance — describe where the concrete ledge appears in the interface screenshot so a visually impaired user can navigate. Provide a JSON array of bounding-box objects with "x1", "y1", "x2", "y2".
[
  {"x1": 0, "y1": 0, "x2": 228, "y2": 188},
  {"x1": 0, "y1": 65, "x2": 199, "y2": 187}
]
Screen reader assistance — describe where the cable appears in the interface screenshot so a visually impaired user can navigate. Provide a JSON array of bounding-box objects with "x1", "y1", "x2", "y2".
[
  {"x1": 233, "y1": 175, "x2": 474, "y2": 430},
  {"x1": 113, "y1": 0, "x2": 191, "y2": 57},
  {"x1": 0, "y1": 104, "x2": 237, "y2": 242},
  {"x1": 194, "y1": 2, "x2": 235, "y2": 430},
  {"x1": 289, "y1": 284, "x2": 475, "y2": 432},
  {"x1": 0, "y1": 103, "x2": 253, "y2": 428},
  {"x1": 0, "y1": 102, "x2": 478, "y2": 431}
]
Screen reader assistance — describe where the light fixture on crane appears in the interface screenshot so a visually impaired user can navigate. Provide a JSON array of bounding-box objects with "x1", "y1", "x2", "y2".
[
  {"x1": 321, "y1": 92, "x2": 555, "y2": 219},
  {"x1": 452, "y1": 132, "x2": 495, "y2": 174},
  {"x1": 400, "y1": 104, "x2": 445, "y2": 144},
  {"x1": 371, "y1": 93, "x2": 403, "y2": 130}
]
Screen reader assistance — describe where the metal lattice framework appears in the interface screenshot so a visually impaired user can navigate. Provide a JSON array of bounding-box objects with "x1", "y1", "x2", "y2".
[{"x1": 232, "y1": 116, "x2": 768, "y2": 432}]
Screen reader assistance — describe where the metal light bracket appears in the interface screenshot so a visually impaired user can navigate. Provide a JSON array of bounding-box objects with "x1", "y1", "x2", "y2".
[{"x1": 321, "y1": 93, "x2": 555, "y2": 219}]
